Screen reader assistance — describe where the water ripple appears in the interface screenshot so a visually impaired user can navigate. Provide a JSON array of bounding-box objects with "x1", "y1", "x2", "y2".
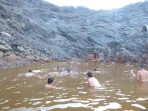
[
  {"x1": 0, "y1": 99, "x2": 10, "y2": 105},
  {"x1": 53, "y1": 98, "x2": 77, "y2": 102},
  {"x1": 42, "y1": 103, "x2": 88, "y2": 110},
  {"x1": 94, "y1": 102, "x2": 122, "y2": 111},
  {"x1": 9, "y1": 103, "x2": 89, "y2": 111},
  {"x1": 131, "y1": 104, "x2": 146, "y2": 110}
]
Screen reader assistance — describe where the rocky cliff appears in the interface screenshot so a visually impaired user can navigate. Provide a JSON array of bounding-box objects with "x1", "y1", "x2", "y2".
[{"x1": 0, "y1": 0, "x2": 148, "y2": 68}]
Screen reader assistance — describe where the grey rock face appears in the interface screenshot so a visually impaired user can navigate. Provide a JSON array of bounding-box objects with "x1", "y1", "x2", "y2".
[
  {"x1": 0, "y1": 44, "x2": 10, "y2": 52},
  {"x1": 0, "y1": 0, "x2": 148, "y2": 68},
  {"x1": 0, "y1": 51, "x2": 4, "y2": 58}
]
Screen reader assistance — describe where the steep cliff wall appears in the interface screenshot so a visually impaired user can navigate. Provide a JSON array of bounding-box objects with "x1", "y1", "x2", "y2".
[{"x1": 0, "y1": 0, "x2": 148, "y2": 67}]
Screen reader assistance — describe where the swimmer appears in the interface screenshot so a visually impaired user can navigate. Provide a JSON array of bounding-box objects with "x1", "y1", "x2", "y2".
[
  {"x1": 92, "y1": 67, "x2": 100, "y2": 73},
  {"x1": 32, "y1": 69, "x2": 41, "y2": 73},
  {"x1": 57, "y1": 66, "x2": 60, "y2": 71},
  {"x1": 60, "y1": 68, "x2": 74, "y2": 76},
  {"x1": 53, "y1": 66, "x2": 62, "y2": 72},
  {"x1": 136, "y1": 64, "x2": 148, "y2": 82},
  {"x1": 25, "y1": 69, "x2": 34, "y2": 77},
  {"x1": 45, "y1": 77, "x2": 56, "y2": 89},
  {"x1": 87, "y1": 72, "x2": 101, "y2": 87}
]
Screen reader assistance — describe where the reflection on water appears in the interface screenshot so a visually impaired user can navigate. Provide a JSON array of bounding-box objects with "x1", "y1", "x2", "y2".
[{"x1": 0, "y1": 61, "x2": 148, "y2": 111}]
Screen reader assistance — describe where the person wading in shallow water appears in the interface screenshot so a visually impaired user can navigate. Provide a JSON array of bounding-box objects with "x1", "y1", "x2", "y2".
[
  {"x1": 25, "y1": 69, "x2": 34, "y2": 77},
  {"x1": 136, "y1": 64, "x2": 148, "y2": 82},
  {"x1": 45, "y1": 77, "x2": 56, "y2": 89},
  {"x1": 87, "y1": 72, "x2": 101, "y2": 87}
]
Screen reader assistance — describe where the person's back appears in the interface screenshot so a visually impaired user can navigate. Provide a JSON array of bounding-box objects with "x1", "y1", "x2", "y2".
[
  {"x1": 137, "y1": 64, "x2": 148, "y2": 82},
  {"x1": 88, "y1": 77, "x2": 100, "y2": 87},
  {"x1": 87, "y1": 72, "x2": 101, "y2": 87}
]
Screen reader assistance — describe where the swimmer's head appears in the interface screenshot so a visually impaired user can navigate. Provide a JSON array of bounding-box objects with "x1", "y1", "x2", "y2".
[
  {"x1": 28, "y1": 69, "x2": 32, "y2": 72},
  {"x1": 140, "y1": 64, "x2": 145, "y2": 69},
  {"x1": 87, "y1": 72, "x2": 93, "y2": 77},
  {"x1": 48, "y1": 77, "x2": 54, "y2": 84}
]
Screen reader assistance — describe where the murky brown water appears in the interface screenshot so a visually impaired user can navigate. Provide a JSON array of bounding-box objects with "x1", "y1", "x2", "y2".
[{"x1": 0, "y1": 61, "x2": 148, "y2": 111}]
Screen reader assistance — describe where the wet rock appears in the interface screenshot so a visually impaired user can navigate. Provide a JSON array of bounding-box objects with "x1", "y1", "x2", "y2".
[
  {"x1": 17, "y1": 46, "x2": 25, "y2": 52},
  {"x1": 3, "y1": 51, "x2": 12, "y2": 57},
  {"x1": 0, "y1": 40, "x2": 6, "y2": 45},
  {"x1": 141, "y1": 54, "x2": 148, "y2": 64},
  {"x1": 117, "y1": 48, "x2": 136, "y2": 61},
  {"x1": 0, "y1": 51, "x2": 4, "y2": 58},
  {"x1": 98, "y1": 52, "x2": 105, "y2": 61},
  {"x1": 26, "y1": 55, "x2": 35, "y2": 61},
  {"x1": 5, "y1": 44, "x2": 12, "y2": 50},
  {"x1": 115, "y1": 55, "x2": 127, "y2": 63},
  {"x1": 0, "y1": 44, "x2": 10, "y2": 52},
  {"x1": 6, "y1": 54, "x2": 22, "y2": 62},
  {"x1": 144, "y1": 39, "x2": 148, "y2": 49},
  {"x1": 0, "y1": 32, "x2": 11, "y2": 37}
]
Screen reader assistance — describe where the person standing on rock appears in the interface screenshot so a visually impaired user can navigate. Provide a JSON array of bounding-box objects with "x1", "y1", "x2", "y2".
[{"x1": 136, "y1": 64, "x2": 148, "y2": 82}]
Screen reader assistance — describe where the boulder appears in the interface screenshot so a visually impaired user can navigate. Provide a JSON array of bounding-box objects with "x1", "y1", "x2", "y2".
[
  {"x1": 0, "y1": 44, "x2": 10, "y2": 52},
  {"x1": 0, "y1": 40, "x2": 6, "y2": 45},
  {"x1": 26, "y1": 55, "x2": 34, "y2": 61},
  {"x1": 0, "y1": 32, "x2": 11, "y2": 37},
  {"x1": 5, "y1": 44, "x2": 12, "y2": 50},
  {"x1": 144, "y1": 39, "x2": 148, "y2": 49},
  {"x1": 0, "y1": 51, "x2": 4, "y2": 58},
  {"x1": 116, "y1": 48, "x2": 135, "y2": 63},
  {"x1": 6, "y1": 54, "x2": 22, "y2": 62},
  {"x1": 17, "y1": 46, "x2": 25, "y2": 52}
]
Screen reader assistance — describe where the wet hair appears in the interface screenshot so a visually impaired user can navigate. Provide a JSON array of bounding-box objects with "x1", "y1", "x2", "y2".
[
  {"x1": 28, "y1": 69, "x2": 32, "y2": 72},
  {"x1": 87, "y1": 72, "x2": 93, "y2": 77},
  {"x1": 140, "y1": 64, "x2": 145, "y2": 69},
  {"x1": 48, "y1": 77, "x2": 54, "y2": 84}
]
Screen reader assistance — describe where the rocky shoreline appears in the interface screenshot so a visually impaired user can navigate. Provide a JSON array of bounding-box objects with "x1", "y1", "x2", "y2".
[
  {"x1": 0, "y1": 59, "x2": 33, "y2": 69},
  {"x1": 0, "y1": 56, "x2": 146, "y2": 69}
]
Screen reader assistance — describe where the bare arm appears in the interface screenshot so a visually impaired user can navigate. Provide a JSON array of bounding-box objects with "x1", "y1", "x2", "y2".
[
  {"x1": 136, "y1": 71, "x2": 140, "y2": 81},
  {"x1": 88, "y1": 79, "x2": 93, "y2": 86}
]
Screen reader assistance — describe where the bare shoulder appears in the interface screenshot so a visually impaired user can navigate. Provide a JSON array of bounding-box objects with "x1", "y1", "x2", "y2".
[{"x1": 137, "y1": 70, "x2": 141, "y2": 74}]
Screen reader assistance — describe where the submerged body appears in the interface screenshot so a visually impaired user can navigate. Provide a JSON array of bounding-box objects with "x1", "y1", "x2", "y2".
[
  {"x1": 136, "y1": 64, "x2": 148, "y2": 82},
  {"x1": 32, "y1": 69, "x2": 41, "y2": 73},
  {"x1": 25, "y1": 69, "x2": 34, "y2": 77},
  {"x1": 45, "y1": 77, "x2": 56, "y2": 89},
  {"x1": 45, "y1": 84, "x2": 56, "y2": 89},
  {"x1": 137, "y1": 69, "x2": 148, "y2": 82},
  {"x1": 88, "y1": 77, "x2": 101, "y2": 87}
]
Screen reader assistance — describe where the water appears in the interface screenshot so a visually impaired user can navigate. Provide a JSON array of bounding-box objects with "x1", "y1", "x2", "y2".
[{"x1": 0, "y1": 61, "x2": 148, "y2": 111}]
